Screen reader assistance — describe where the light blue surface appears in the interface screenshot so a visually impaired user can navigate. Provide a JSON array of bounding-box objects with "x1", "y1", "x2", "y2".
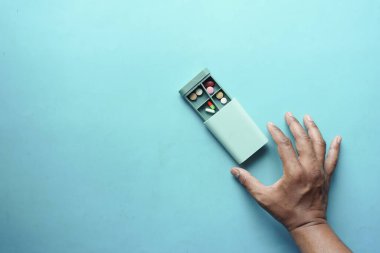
[{"x1": 1, "y1": 0, "x2": 379, "y2": 252}]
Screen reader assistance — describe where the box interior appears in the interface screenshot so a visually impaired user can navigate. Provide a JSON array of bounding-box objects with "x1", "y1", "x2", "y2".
[{"x1": 184, "y1": 75, "x2": 231, "y2": 121}]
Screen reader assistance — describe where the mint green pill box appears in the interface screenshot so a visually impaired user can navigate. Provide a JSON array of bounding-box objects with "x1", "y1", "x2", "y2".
[{"x1": 179, "y1": 68, "x2": 268, "y2": 164}]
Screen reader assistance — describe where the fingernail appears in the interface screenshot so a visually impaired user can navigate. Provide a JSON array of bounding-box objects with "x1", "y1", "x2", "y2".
[
  {"x1": 267, "y1": 122, "x2": 275, "y2": 129},
  {"x1": 286, "y1": 112, "x2": 293, "y2": 117},
  {"x1": 306, "y1": 115, "x2": 313, "y2": 122},
  {"x1": 336, "y1": 136, "x2": 342, "y2": 144},
  {"x1": 230, "y1": 168, "x2": 240, "y2": 178}
]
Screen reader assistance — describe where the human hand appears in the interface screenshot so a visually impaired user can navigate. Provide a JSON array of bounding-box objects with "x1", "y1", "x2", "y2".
[{"x1": 231, "y1": 113, "x2": 342, "y2": 231}]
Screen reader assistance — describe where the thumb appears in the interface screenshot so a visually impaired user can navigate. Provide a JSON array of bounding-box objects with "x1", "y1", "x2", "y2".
[{"x1": 231, "y1": 167, "x2": 267, "y2": 201}]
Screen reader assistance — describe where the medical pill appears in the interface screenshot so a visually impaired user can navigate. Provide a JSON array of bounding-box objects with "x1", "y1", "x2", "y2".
[
  {"x1": 205, "y1": 108, "x2": 215, "y2": 114},
  {"x1": 221, "y1": 97, "x2": 228, "y2": 104},
  {"x1": 206, "y1": 86, "x2": 214, "y2": 94},
  {"x1": 195, "y1": 88, "x2": 203, "y2": 96},
  {"x1": 207, "y1": 101, "x2": 215, "y2": 110},
  {"x1": 189, "y1": 93, "x2": 197, "y2": 101},
  {"x1": 216, "y1": 91, "x2": 224, "y2": 99},
  {"x1": 205, "y1": 80, "x2": 215, "y2": 87}
]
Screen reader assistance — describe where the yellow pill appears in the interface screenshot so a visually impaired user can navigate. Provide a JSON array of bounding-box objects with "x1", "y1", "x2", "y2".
[
  {"x1": 189, "y1": 93, "x2": 197, "y2": 101},
  {"x1": 216, "y1": 91, "x2": 224, "y2": 100}
]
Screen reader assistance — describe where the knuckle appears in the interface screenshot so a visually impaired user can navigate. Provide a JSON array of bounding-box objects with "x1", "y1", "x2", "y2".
[
  {"x1": 301, "y1": 134, "x2": 312, "y2": 143},
  {"x1": 315, "y1": 139, "x2": 327, "y2": 148},
  {"x1": 289, "y1": 170, "x2": 303, "y2": 182},
  {"x1": 309, "y1": 169, "x2": 323, "y2": 182},
  {"x1": 279, "y1": 137, "x2": 292, "y2": 147},
  {"x1": 306, "y1": 160, "x2": 325, "y2": 182}
]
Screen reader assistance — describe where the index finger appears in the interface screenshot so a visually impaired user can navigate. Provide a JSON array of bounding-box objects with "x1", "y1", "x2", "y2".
[
  {"x1": 303, "y1": 115, "x2": 326, "y2": 162},
  {"x1": 267, "y1": 122, "x2": 300, "y2": 174}
]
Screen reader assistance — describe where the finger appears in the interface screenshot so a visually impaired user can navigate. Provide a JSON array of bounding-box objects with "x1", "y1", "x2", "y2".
[
  {"x1": 303, "y1": 115, "x2": 326, "y2": 162},
  {"x1": 230, "y1": 167, "x2": 267, "y2": 203},
  {"x1": 325, "y1": 136, "x2": 342, "y2": 176},
  {"x1": 285, "y1": 112, "x2": 315, "y2": 161},
  {"x1": 267, "y1": 122, "x2": 299, "y2": 171}
]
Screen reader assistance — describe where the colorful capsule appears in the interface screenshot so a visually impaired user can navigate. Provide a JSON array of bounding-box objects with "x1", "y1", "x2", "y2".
[
  {"x1": 205, "y1": 108, "x2": 215, "y2": 114},
  {"x1": 207, "y1": 101, "x2": 215, "y2": 110}
]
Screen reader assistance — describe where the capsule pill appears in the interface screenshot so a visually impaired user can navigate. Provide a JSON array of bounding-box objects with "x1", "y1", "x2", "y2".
[{"x1": 205, "y1": 108, "x2": 215, "y2": 114}]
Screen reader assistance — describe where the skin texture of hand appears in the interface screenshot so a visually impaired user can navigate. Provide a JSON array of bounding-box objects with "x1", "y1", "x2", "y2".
[{"x1": 231, "y1": 113, "x2": 351, "y2": 253}]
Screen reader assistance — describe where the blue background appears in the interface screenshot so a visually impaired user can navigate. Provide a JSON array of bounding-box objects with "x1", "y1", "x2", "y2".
[{"x1": 1, "y1": 0, "x2": 379, "y2": 252}]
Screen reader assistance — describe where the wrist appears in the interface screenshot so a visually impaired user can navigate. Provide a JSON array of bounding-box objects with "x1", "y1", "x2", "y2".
[
  {"x1": 289, "y1": 222, "x2": 352, "y2": 253},
  {"x1": 289, "y1": 219, "x2": 329, "y2": 236},
  {"x1": 282, "y1": 210, "x2": 327, "y2": 232}
]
